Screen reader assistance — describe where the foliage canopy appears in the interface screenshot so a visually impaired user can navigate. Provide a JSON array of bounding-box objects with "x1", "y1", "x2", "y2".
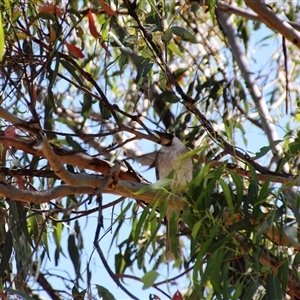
[{"x1": 1, "y1": 0, "x2": 300, "y2": 299}]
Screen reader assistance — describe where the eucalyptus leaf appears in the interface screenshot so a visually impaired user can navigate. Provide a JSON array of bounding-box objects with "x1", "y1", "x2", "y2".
[
  {"x1": 141, "y1": 270, "x2": 159, "y2": 289},
  {"x1": 171, "y1": 26, "x2": 198, "y2": 43}
]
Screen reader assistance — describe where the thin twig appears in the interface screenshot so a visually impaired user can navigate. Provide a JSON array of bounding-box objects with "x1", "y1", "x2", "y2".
[
  {"x1": 94, "y1": 162, "x2": 121, "y2": 244},
  {"x1": 94, "y1": 243, "x2": 139, "y2": 300}
]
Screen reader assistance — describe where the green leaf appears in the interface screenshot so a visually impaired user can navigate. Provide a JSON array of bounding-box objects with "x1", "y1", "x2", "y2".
[
  {"x1": 114, "y1": 252, "x2": 126, "y2": 275},
  {"x1": 253, "y1": 140, "x2": 283, "y2": 160},
  {"x1": 0, "y1": 231, "x2": 12, "y2": 278},
  {"x1": 52, "y1": 215, "x2": 63, "y2": 247},
  {"x1": 171, "y1": 26, "x2": 198, "y2": 43},
  {"x1": 68, "y1": 235, "x2": 81, "y2": 278},
  {"x1": 266, "y1": 275, "x2": 282, "y2": 299},
  {"x1": 186, "y1": 289, "x2": 201, "y2": 300},
  {"x1": 161, "y1": 28, "x2": 173, "y2": 44},
  {"x1": 99, "y1": 101, "x2": 111, "y2": 120},
  {"x1": 0, "y1": 13, "x2": 4, "y2": 62},
  {"x1": 82, "y1": 93, "x2": 93, "y2": 118},
  {"x1": 72, "y1": 285, "x2": 86, "y2": 300},
  {"x1": 283, "y1": 226, "x2": 300, "y2": 247},
  {"x1": 48, "y1": 55, "x2": 60, "y2": 87},
  {"x1": 4, "y1": 288, "x2": 37, "y2": 300},
  {"x1": 155, "y1": 91, "x2": 178, "y2": 103},
  {"x1": 27, "y1": 213, "x2": 40, "y2": 240},
  {"x1": 134, "y1": 179, "x2": 172, "y2": 195},
  {"x1": 44, "y1": 88, "x2": 55, "y2": 135},
  {"x1": 191, "y1": 220, "x2": 202, "y2": 240},
  {"x1": 241, "y1": 278, "x2": 259, "y2": 300},
  {"x1": 197, "y1": 222, "x2": 219, "y2": 259},
  {"x1": 60, "y1": 59, "x2": 84, "y2": 86},
  {"x1": 228, "y1": 170, "x2": 244, "y2": 206},
  {"x1": 34, "y1": 12, "x2": 57, "y2": 21},
  {"x1": 11, "y1": 201, "x2": 33, "y2": 247},
  {"x1": 277, "y1": 259, "x2": 289, "y2": 295},
  {"x1": 96, "y1": 284, "x2": 116, "y2": 300},
  {"x1": 66, "y1": 136, "x2": 84, "y2": 151},
  {"x1": 141, "y1": 270, "x2": 159, "y2": 289},
  {"x1": 3, "y1": 0, "x2": 11, "y2": 17},
  {"x1": 169, "y1": 211, "x2": 179, "y2": 258},
  {"x1": 134, "y1": 205, "x2": 151, "y2": 244},
  {"x1": 167, "y1": 41, "x2": 183, "y2": 58},
  {"x1": 219, "y1": 178, "x2": 235, "y2": 216},
  {"x1": 255, "y1": 212, "x2": 274, "y2": 243}
]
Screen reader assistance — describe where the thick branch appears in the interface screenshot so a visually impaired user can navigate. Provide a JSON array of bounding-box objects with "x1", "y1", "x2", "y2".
[
  {"x1": 245, "y1": 0, "x2": 300, "y2": 48},
  {"x1": 217, "y1": 1, "x2": 300, "y2": 32},
  {"x1": 0, "y1": 179, "x2": 183, "y2": 208},
  {"x1": 216, "y1": 9, "x2": 286, "y2": 166},
  {"x1": 0, "y1": 134, "x2": 148, "y2": 183}
]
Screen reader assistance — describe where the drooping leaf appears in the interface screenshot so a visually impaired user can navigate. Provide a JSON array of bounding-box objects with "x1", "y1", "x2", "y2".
[
  {"x1": 60, "y1": 59, "x2": 84, "y2": 86},
  {"x1": 96, "y1": 284, "x2": 116, "y2": 300},
  {"x1": 0, "y1": 13, "x2": 4, "y2": 62},
  {"x1": 167, "y1": 41, "x2": 183, "y2": 58},
  {"x1": 38, "y1": 5, "x2": 62, "y2": 18},
  {"x1": 98, "y1": 0, "x2": 116, "y2": 16},
  {"x1": 3, "y1": 0, "x2": 11, "y2": 17},
  {"x1": 161, "y1": 28, "x2": 173, "y2": 44},
  {"x1": 266, "y1": 275, "x2": 282, "y2": 299},
  {"x1": 72, "y1": 285, "x2": 86, "y2": 300},
  {"x1": 4, "y1": 288, "x2": 37, "y2": 300},
  {"x1": 155, "y1": 91, "x2": 178, "y2": 103},
  {"x1": 82, "y1": 93, "x2": 93, "y2": 118},
  {"x1": 68, "y1": 235, "x2": 81, "y2": 278},
  {"x1": 65, "y1": 42, "x2": 84, "y2": 59},
  {"x1": 253, "y1": 140, "x2": 283, "y2": 160},
  {"x1": 0, "y1": 231, "x2": 12, "y2": 278},
  {"x1": 171, "y1": 26, "x2": 198, "y2": 43},
  {"x1": 66, "y1": 136, "x2": 84, "y2": 151},
  {"x1": 87, "y1": 9, "x2": 101, "y2": 39},
  {"x1": 172, "y1": 291, "x2": 183, "y2": 300},
  {"x1": 219, "y1": 178, "x2": 235, "y2": 216},
  {"x1": 99, "y1": 101, "x2": 111, "y2": 119},
  {"x1": 141, "y1": 270, "x2": 159, "y2": 289}
]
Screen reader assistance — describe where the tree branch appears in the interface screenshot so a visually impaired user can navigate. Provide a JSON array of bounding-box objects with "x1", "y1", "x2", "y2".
[
  {"x1": 217, "y1": 1, "x2": 300, "y2": 32},
  {"x1": 0, "y1": 179, "x2": 183, "y2": 207},
  {"x1": 245, "y1": 0, "x2": 300, "y2": 47},
  {"x1": 215, "y1": 9, "x2": 287, "y2": 168}
]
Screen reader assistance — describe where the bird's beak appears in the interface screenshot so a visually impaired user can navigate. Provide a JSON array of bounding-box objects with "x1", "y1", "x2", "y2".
[{"x1": 154, "y1": 130, "x2": 174, "y2": 145}]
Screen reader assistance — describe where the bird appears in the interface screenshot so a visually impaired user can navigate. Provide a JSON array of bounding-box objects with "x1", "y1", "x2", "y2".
[{"x1": 155, "y1": 131, "x2": 193, "y2": 261}]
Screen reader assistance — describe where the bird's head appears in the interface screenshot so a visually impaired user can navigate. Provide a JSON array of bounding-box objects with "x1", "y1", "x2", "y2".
[{"x1": 154, "y1": 130, "x2": 175, "y2": 146}]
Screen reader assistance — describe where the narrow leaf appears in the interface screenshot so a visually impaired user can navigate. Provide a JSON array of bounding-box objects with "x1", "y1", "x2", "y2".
[
  {"x1": 219, "y1": 178, "x2": 235, "y2": 216},
  {"x1": 167, "y1": 41, "x2": 183, "y2": 58},
  {"x1": 38, "y1": 5, "x2": 62, "y2": 18},
  {"x1": 60, "y1": 60, "x2": 84, "y2": 86},
  {"x1": 171, "y1": 26, "x2": 197, "y2": 43},
  {"x1": 161, "y1": 28, "x2": 173, "y2": 44},
  {"x1": 141, "y1": 270, "x2": 159, "y2": 289},
  {"x1": 266, "y1": 275, "x2": 282, "y2": 299},
  {"x1": 3, "y1": 0, "x2": 11, "y2": 17},
  {"x1": 98, "y1": 0, "x2": 116, "y2": 15},
  {"x1": 0, "y1": 231, "x2": 12, "y2": 278},
  {"x1": 253, "y1": 140, "x2": 283, "y2": 160},
  {"x1": 4, "y1": 288, "x2": 37, "y2": 300},
  {"x1": 96, "y1": 284, "x2": 116, "y2": 300},
  {"x1": 172, "y1": 291, "x2": 183, "y2": 300},
  {"x1": 0, "y1": 13, "x2": 4, "y2": 62},
  {"x1": 87, "y1": 9, "x2": 101, "y2": 38},
  {"x1": 65, "y1": 42, "x2": 84, "y2": 58}
]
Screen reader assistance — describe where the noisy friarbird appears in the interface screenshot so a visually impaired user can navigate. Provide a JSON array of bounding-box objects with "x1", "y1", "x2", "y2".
[{"x1": 155, "y1": 131, "x2": 193, "y2": 261}]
